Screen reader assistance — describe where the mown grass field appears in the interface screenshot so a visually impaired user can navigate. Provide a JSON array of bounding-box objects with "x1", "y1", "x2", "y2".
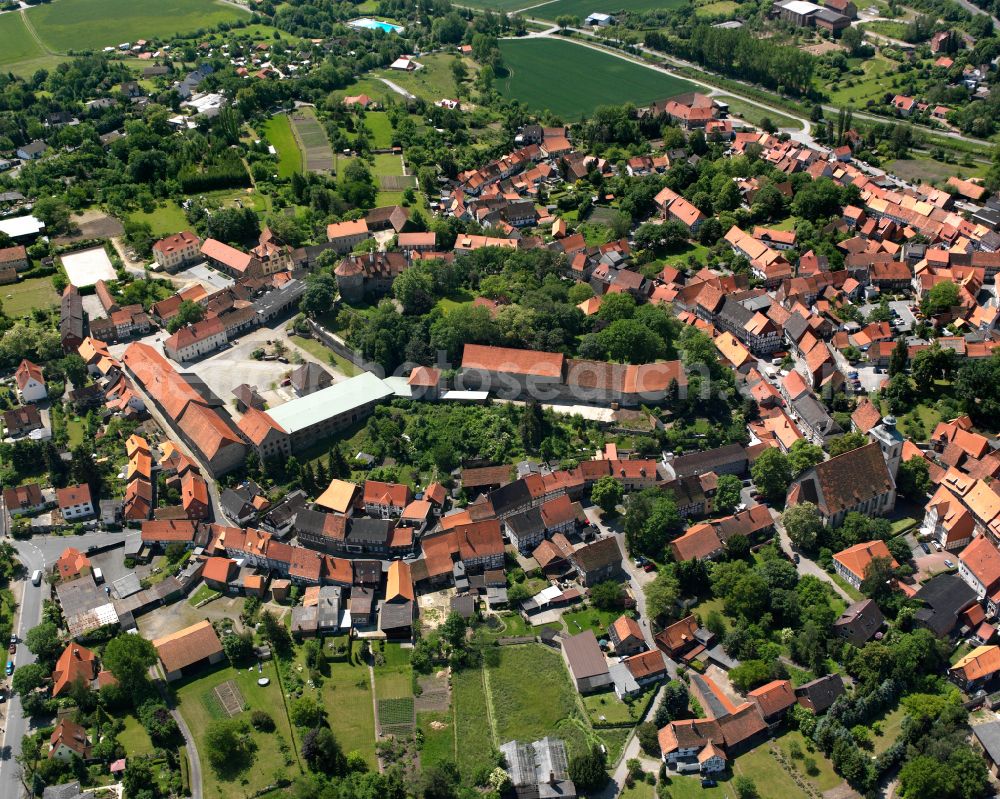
[
  {"x1": 262, "y1": 114, "x2": 303, "y2": 178},
  {"x1": 533, "y1": 0, "x2": 688, "y2": 19},
  {"x1": 129, "y1": 201, "x2": 189, "y2": 237},
  {"x1": 26, "y1": 0, "x2": 245, "y2": 54},
  {"x1": 375, "y1": 53, "x2": 464, "y2": 103},
  {"x1": 823, "y1": 54, "x2": 898, "y2": 106},
  {"x1": 313, "y1": 640, "x2": 378, "y2": 766},
  {"x1": 174, "y1": 661, "x2": 299, "y2": 799},
  {"x1": 0, "y1": 12, "x2": 63, "y2": 75},
  {"x1": 365, "y1": 111, "x2": 395, "y2": 149},
  {"x1": 497, "y1": 39, "x2": 695, "y2": 120},
  {"x1": 1, "y1": 277, "x2": 59, "y2": 317}
]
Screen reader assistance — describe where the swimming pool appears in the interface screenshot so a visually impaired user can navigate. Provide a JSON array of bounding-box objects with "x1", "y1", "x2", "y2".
[{"x1": 349, "y1": 17, "x2": 404, "y2": 34}]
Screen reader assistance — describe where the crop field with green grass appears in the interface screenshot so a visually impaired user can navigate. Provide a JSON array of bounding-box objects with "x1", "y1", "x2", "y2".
[
  {"x1": 486, "y1": 644, "x2": 579, "y2": 745},
  {"x1": 497, "y1": 39, "x2": 695, "y2": 120},
  {"x1": 262, "y1": 114, "x2": 303, "y2": 178},
  {"x1": 0, "y1": 13, "x2": 63, "y2": 75},
  {"x1": 290, "y1": 107, "x2": 334, "y2": 172},
  {"x1": 26, "y1": 0, "x2": 245, "y2": 55}
]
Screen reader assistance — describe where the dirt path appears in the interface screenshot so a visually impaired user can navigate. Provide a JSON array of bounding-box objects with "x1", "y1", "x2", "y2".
[{"x1": 19, "y1": 8, "x2": 62, "y2": 56}]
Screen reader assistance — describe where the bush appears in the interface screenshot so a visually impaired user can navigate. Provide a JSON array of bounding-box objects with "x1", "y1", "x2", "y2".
[{"x1": 250, "y1": 709, "x2": 275, "y2": 732}]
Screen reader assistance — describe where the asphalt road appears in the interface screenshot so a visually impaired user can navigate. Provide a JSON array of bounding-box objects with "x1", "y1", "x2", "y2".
[{"x1": 0, "y1": 531, "x2": 122, "y2": 799}]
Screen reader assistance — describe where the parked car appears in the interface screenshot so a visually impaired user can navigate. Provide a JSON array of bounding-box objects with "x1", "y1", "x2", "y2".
[
  {"x1": 701, "y1": 779, "x2": 717, "y2": 788},
  {"x1": 7, "y1": 643, "x2": 13, "y2": 654},
  {"x1": 920, "y1": 542, "x2": 931, "y2": 554},
  {"x1": 793, "y1": 554, "x2": 800, "y2": 564},
  {"x1": 847, "y1": 371, "x2": 859, "y2": 379},
  {"x1": 643, "y1": 562, "x2": 656, "y2": 573},
  {"x1": 944, "y1": 559, "x2": 955, "y2": 569},
  {"x1": 5, "y1": 661, "x2": 13, "y2": 676}
]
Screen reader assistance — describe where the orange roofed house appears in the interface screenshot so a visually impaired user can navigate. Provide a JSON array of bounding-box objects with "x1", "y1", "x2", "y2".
[
  {"x1": 363, "y1": 480, "x2": 413, "y2": 518},
  {"x1": 833, "y1": 540, "x2": 898, "y2": 590},
  {"x1": 950, "y1": 645, "x2": 1000, "y2": 691},
  {"x1": 153, "y1": 619, "x2": 224, "y2": 681},
  {"x1": 51, "y1": 643, "x2": 97, "y2": 697}
]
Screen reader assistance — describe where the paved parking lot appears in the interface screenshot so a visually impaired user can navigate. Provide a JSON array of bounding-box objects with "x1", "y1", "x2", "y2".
[{"x1": 913, "y1": 549, "x2": 956, "y2": 581}]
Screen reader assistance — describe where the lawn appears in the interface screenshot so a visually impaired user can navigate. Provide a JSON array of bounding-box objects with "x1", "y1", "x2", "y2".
[
  {"x1": 173, "y1": 660, "x2": 299, "y2": 799},
  {"x1": 824, "y1": 54, "x2": 898, "y2": 107},
  {"x1": 886, "y1": 155, "x2": 988, "y2": 186},
  {"x1": 871, "y1": 704, "x2": 907, "y2": 755},
  {"x1": 689, "y1": 596, "x2": 730, "y2": 630},
  {"x1": 453, "y1": 666, "x2": 497, "y2": 781},
  {"x1": 732, "y1": 741, "x2": 812, "y2": 799},
  {"x1": 374, "y1": 643, "x2": 413, "y2": 700},
  {"x1": 621, "y1": 782, "x2": 656, "y2": 799},
  {"x1": 562, "y1": 606, "x2": 621, "y2": 637},
  {"x1": 27, "y1": 0, "x2": 246, "y2": 54},
  {"x1": 375, "y1": 53, "x2": 466, "y2": 103},
  {"x1": 118, "y1": 714, "x2": 155, "y2": 757},
  {"x1": 262, "y1": 114, "x2": 303, "y2": 178},
  {"x1": 0, "y1": 12, "x2": 63, "y2": 75},
  {"x1": 828, "y1": 570, "x2": 863, "y2": 601},
  {"x1": 1, "y1": 276, "x2": 59, "y2": 317},
  {"x1": 486, "y1": 644, "x2": 580, "y2": 745},
  {"x1": 66, "y1": 417, "x2": 86, "y2": 448},
  {"x1": 582, "y1": 688, "x2": 649, "y2": 725},
  {"x1": 373, "y1": 152, "x2": 405, "y2": 177},
  {"x1": 418, "y1": 710, "x2": 456, "y2": 768},
  {"x1": 717, "y1": 96, "x2": 802, "y2": 131},
  {"x1": 365, "y1": 111, "x2": 394, "y2": 149},
  {"x1": 321, "y1": 643, "x2": 378, "y2": 766},
  {"x1": 497, "y1": 39, "x2": 696, "y2": 120},
  {"x1": 288, "y1": 334, "x2": 361, "y2": 377},
  {"x1": 188, "y1": 583, "x2": 221, "y2": 606},
  {"x1": 774, "y1": 730, "x2": 843, "y2": 792},
  {"x1": 532, "y1": 0, "x2": 687, "y2": 20},
  {"x1": 694, "y1": 0, "x2": 740, "y2": 15},
  {"x1": 129, "y1": 201, "x2": 189, "y2": 237}
]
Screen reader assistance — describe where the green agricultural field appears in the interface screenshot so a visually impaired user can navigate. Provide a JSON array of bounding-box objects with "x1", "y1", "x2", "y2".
[
  {"x1": 26, "y1": 0, "x2": 246, "y2": 55},
  {"x1": 0, "y1": 12, "x2": 63, "y2": 75},
  {"x1": 1, "y1": 277, "x2": 59, "y2": 317},
  {"x1": 262, "y1": 114, "x2": 303, "y2": 178},
  {"x1": 497, "y1": 39, "x2": 695, "y2": 120},
  {"x1": 533, "y1": 0, "x2": 688, "y2": 19},
  {"x1": 129, "y1": 201, "x2": 189, "y2": 237},
  {"x1": 454, "y1": 0, "x2": 535, "y2": 11},
  {"x1": 174, "y1": 661, "x2": 299, "y2": 799}
]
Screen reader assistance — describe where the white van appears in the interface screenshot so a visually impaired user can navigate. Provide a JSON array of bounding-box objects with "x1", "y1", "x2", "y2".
[
  {"x1": 31, "y1": 570, "x2": 42, "y2": 586},
  {"x1": 93, "y1": 568, "x2": 104, "y2": 584}
]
